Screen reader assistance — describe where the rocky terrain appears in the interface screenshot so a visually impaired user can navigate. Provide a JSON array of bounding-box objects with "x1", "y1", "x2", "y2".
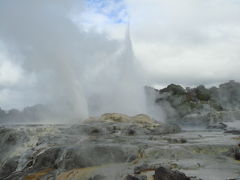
[
  {"x1": 0, "y1": 113, "x2": 239, "y2": 180},
  {"x1": 0, "y1": 81, "x2": 240, "y2": 180},
  {"x1": 146, "y1": 80, "x2": 240, "y2": 127}
]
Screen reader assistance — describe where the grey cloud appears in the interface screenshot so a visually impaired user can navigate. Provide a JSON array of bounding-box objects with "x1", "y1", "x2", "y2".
[{"x1": 126, "y1": 0, "x2": 240, "y2": 86}]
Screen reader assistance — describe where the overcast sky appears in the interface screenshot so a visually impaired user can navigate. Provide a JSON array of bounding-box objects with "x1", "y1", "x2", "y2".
[{"x1": 0, "y1": 0, "x2": 240, "y2": 110}]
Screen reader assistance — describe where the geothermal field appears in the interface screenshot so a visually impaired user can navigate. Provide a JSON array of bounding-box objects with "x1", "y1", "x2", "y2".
[
  {"x1": 1, "y1": 81, "x2": 240, "y2": 180},
  {"x1": 1, "y1": 0, "x2": 240, "y2": 180}
]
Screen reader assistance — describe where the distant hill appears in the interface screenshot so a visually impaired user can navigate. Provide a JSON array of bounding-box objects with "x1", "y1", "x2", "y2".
[
  {"x1": 2, "y1": 80, "x2": 240, "y2": 126},
  {"x1": 145, "y1": 80, "x2": 240, "y2": 126},
  {"x1": 0, "y1": 104, "x2": 54, "y2": 124}
]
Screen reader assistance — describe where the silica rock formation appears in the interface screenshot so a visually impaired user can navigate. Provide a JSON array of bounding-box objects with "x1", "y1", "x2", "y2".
[{"x1": 146, "y1": 80, "x2": 240, "y2": 127}]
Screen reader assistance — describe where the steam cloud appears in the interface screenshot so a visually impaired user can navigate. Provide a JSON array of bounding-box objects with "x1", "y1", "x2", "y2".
[{"x1": 0, "y1": 0, "x2": 149, "y2": 122}]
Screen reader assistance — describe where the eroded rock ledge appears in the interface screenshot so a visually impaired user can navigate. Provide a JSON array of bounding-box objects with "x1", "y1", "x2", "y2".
[
  {"x1": 0, "y1": 113, "x2": 240, "y2": 180},
  {"x1": 0, "y1": 113, "x2": 181, "y2": 180}
]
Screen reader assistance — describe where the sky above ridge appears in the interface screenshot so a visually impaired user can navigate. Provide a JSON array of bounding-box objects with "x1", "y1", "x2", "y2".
[
  {"x1": 72, "y1": 0, "x2": 240, "y2": 87},
  {"x1": 0, "y1": 0, "x2": 240, "y2": 110}
]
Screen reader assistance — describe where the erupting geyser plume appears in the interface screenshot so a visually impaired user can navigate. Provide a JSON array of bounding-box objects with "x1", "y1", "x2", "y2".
[
  {"x1": 0, "y1": 0, "x2": 148, "y2": 122},
  {"x1": 87, "y1": 24, "x2": 147, "y2": 117}
]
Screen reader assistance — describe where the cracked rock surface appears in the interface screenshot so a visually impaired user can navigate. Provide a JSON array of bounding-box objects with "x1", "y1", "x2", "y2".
[{"x1": 0, "y1": 113, "x2": 240, "y2": 180}]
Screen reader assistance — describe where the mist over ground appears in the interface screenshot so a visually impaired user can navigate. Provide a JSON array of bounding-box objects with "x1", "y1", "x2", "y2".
[{"x1": 1, "y1": 1, "x2": 240, "y2": 180}]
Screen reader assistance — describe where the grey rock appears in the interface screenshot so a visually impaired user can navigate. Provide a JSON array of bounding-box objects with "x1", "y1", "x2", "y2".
[
  {"x1": 0, "y1": 128, "x2": 28, "y2": 162},
  {"x1": 89, "y1": 175, "x2": 105, "y2": 180},
  {"x1": 134, "y1": 163, "x2": 162, "y2": 174},
  {"x1": 146, "y1": 81, "x2": 240, "y2": 127},
  {"x1": 225, "y1": 130, "x2": 240, "y2": 135},
  {"x1": 153, "y1": 167, "x2": 190, "y2": 180},
  {"x1": 207, "y1": 122, "x2": 227, "y2": 129},
  {"x1": 32, "y1": 147, "x2": 62, "y2": 170},
  {"x1": 55, "y1": 144, "x2": 138, "y2": 171},
  {"x1": 3, "y1": 171, "x2": 25, "y2": 180},
  {"x1": 0, "y1": 156, "x2": 19, "y2": 179},
  {"x1": 134, "y1": 164, "x2": 150, "y2": 174},
  {"x1": 166, "y1": 138, "x2": 187, "y2": 144},
  {"x1": 235, "y1": 151, "x2": 240, "y2": 160},
  {"x1": 125, "y1": 174, "x2": 147, "y2": 180},
  {"x1": 233, "y1": 144, "x2": 240, "y2": 160},
  {"x1": 2, "y1": 110, "x2": 240, "y2": 179},
  {"x1": 149, "y1": 124, "x2": 181, "y2": 135}
]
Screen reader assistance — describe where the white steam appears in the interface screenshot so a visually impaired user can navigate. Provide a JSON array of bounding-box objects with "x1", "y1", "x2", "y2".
[{"x1": 0, "y1": 0, "x2": 149, "y2": 121}]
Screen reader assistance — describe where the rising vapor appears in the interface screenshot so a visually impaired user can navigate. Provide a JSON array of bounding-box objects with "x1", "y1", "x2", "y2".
[{"x1": 0, "y1": 0, "x2": 148, "y2": 122}]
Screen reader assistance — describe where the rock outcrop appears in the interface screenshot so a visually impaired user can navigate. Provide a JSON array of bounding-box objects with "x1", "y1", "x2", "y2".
[
  {"x1": 0, "y1": 114, "x2": 182, "y2": 180},
  {"x1": 146, "y1": 80, "x2": 240, "y2": 127},
  {"x1": 0, "y1": 116, "x2": 240, "y2": 179},
  {"x1": 153, "y1": 167, "x2": 190, "y2": 180}
]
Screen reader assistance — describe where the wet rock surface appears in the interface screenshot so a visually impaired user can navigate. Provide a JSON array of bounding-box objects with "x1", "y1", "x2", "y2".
[{"x1": 0, "y1": 113, "x2": 240, "y2": 180}]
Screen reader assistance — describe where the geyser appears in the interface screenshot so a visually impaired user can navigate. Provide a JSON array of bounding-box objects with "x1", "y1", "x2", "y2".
[{"x1": 0, "y1": 0, "x2": 148, "y2": 122}]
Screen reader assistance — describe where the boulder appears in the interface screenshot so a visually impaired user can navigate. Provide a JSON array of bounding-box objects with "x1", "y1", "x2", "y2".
[
  {"x1": 0, "y1": 156, "x2": 19, "y2": 179},
  {"x1": 153, "y1": 167, "x2": 190, "y2": 180},
  {"x1": 125, "y1": 174, "x2": 147, "y2": 180},
  {"x1": 234, "y1": 144, "x2": 240, "y2": 160},
  {"x1": 32, "y1": 147, "x2": 62, "y2": 170}
]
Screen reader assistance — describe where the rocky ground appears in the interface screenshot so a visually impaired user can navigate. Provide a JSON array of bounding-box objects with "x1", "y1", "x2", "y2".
[
  {"x1": 145, "y1": 80, "x2": 240, "y2": 127},
  {"x1": 1, "y1": 81, "x2": 240, "y2": 180},
  {"x1": 0, "y1": 113, "x2": 240, "y2": 180}
]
